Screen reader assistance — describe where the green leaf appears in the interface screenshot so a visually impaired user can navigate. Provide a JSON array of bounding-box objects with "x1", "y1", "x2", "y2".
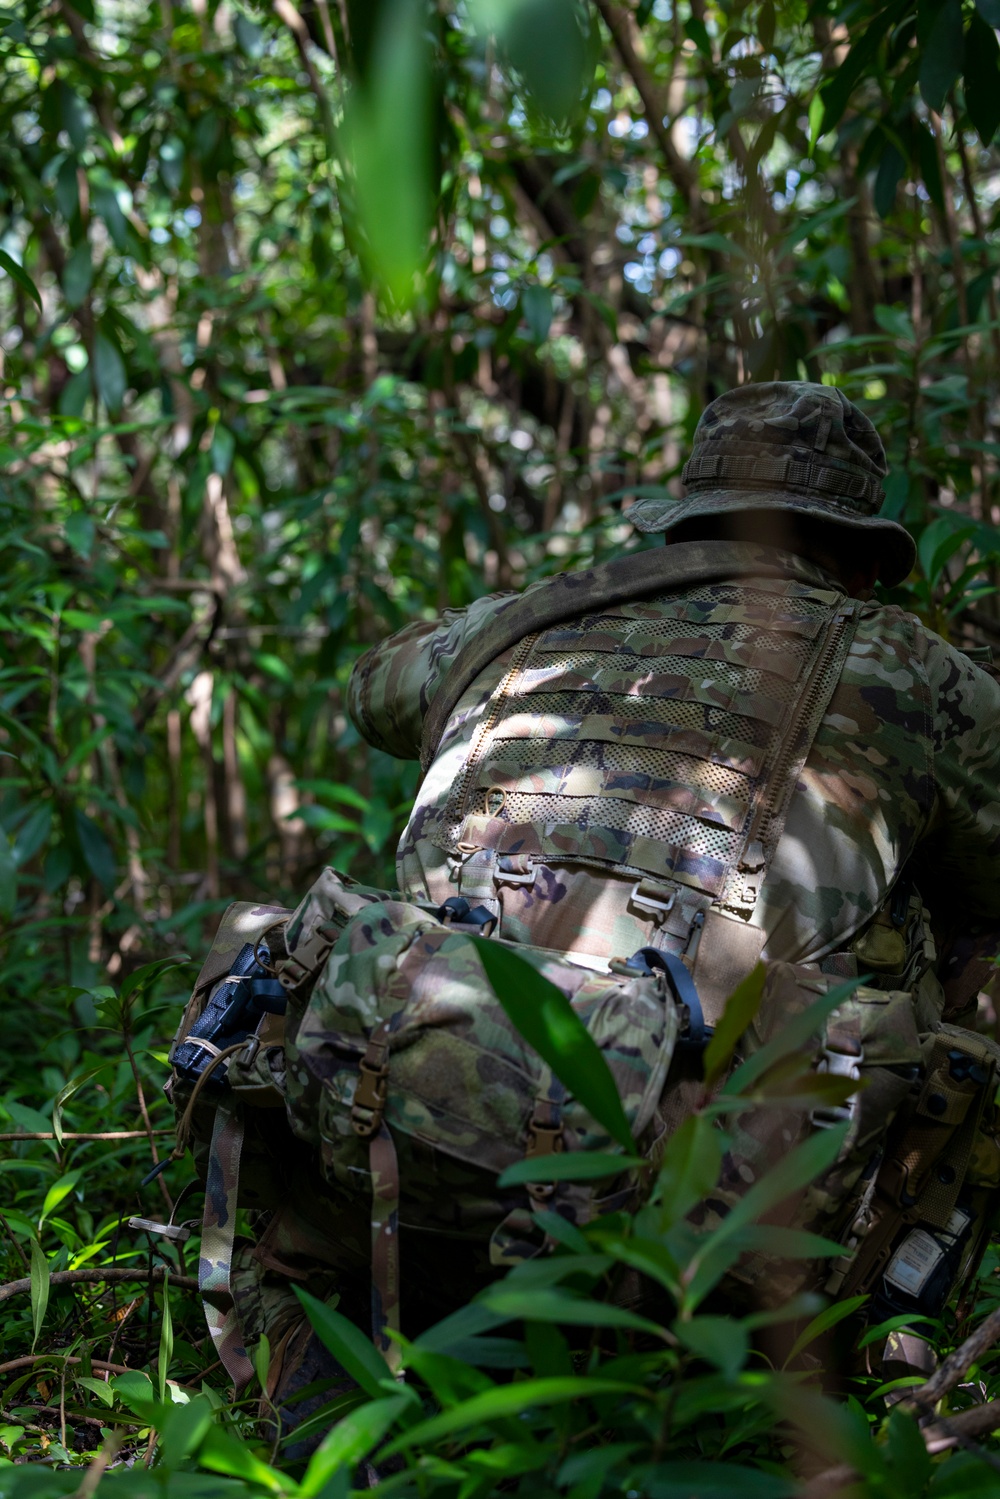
[
  {"x1": 783, "y1": 1296, "x2": 869, "y2": 1368},
  {"x1": 62, "y1": 241, "x2": 93, "y2": 308},
  {"x1": 702, "y1": 961, "x2": 766, "y2": 1089},
  {"x1": 722, "y1": 979, "x2": 863, "y2": 1097},
  {"x1": 964, "y1": 14, "x2": 1000, "y2": 146},
  {"x1": 343, "y1": 0, "x2": 432, "y2": 308},
  {"x1": 75, "y1": 1376, "x2": 115, "y2": 1407},
  {"x1": 480, "y1": 1283, "x2": 665, "y2": 1337},
  {"x1": 253, "y1": 1333, "x2": 270, "y2": 1395},
  {"x1": 657, "y1": 1114, "x2": 723, "y2": 1227},
  {"x1": 295, "y1": 1286, "x2": 392, "y2": 1398},
  {"x1": 234, "y1": 12, "x2": 265, "y2": 59},
  {"x1": 156, "y1": 1395, "x2": 214, "y2": 1472},
  {"x1": 468, "y1": 937, "x2": 635, "y2": 1151},
  {"x1": 29, "y1": 1239, "x2": 49, "y2": 1352},
  {"x1": 93, "y1": 331, "x2": 127, "y2": 415},
  {"x1": 74, "y1": 808, "x2": 116, "y2": 890},
  {"x1": 197, "y1": 1425, "x2": 287, "y2": 1490},
  {"x1": 110, "y1": 1371, "x2": 154, "y2": 1419},
  {"x1": 0, "y1": 834, "x2": 15, "y2": 920},
  {"x1": 646, "y1": 1463, "x2": 797, "y2": 1499},
  {"x1": 158, "y1": 1271, "x2": 174, "y2": 1404},
  {"x1": 93, "y1": 185, "x2": 128, "y2": 251},
  {"x1": 521, "y1": 284, "x2": 553, "y2": 344},
  {"x1": 210, "y1": 424, "x2": 235, "y2": 476},
  {"x1": 919, "y1": 0, "x2": 964, "y2": 112},
  {"x1": 64, "y1": 512, "x2": 95, "y2": 559},
  {"x1": 820, "y1": 7, "x2": 904, "y2": 135},
  {"x1": 300, "y1": 1395, "x2": 412, "y2": 1496},
  {"x1": 808, "y1": 92, "x2": 826, "y2": 154},
  {"x1": 497, "y1": 1151, "x2": 644, "y2": 1186},
  {"x1": 497, "y1": 0, "x2": 594, "y2": 123},
  {"x1": 0, "y1": 248, "x2": 42, "y2": 310},
  {"x1": 874, "y1": 144, "x2": 906, "y2": 218},
  {"x1": 40, "y1": 1169, "x2": 82, "y2": 1225},
  {"x1": 874, "y1": 304, "x2": 915, "y2": 342},
  {"x1": 382, "y1": 1375, "x2": 644, "y2": 1454},
  {"x1": 675, "y1": 1316, "x2": 749, "y2": 1380}
]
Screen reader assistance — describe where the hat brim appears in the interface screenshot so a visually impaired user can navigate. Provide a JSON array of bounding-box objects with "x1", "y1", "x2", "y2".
[{"x1": 629, "y1": 489, "x2": 916, "y2": 589}]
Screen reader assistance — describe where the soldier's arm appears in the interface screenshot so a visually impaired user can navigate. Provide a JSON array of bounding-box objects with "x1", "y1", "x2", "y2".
[
  {"x1": 922, "y1": 635, "x2": 1000, "y2": 921},
  {"x1": 347, "y1": 592, "x2": 515, "y2": 760}
]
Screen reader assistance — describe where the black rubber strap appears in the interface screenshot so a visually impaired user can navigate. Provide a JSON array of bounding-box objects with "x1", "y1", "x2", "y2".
[{"x1": 626, "y1": 946, "x2": 712, "y2": 1048}]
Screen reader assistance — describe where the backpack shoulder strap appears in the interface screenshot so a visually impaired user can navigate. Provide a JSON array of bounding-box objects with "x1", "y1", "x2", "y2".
[
  {"x1": 419, "y1": 538, "x2": 815, "y2": 772},
  {"x1": 692, "y1": 597, "x2": 862, "y2": 1022}
]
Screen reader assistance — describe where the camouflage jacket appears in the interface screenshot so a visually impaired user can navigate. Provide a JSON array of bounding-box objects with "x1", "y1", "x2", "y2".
[{"x1": 348, "y1": 543, "x2": 1000, "y2": 970}]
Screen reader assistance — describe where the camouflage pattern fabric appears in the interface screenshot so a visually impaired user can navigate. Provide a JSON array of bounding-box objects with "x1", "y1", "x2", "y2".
[
  {"x1": 199, "y1": 1100, "x2": 255, "y2": 1388},
  {"x1": 348, "y1": 542, "x2": 1000, "y2": 971},
  {"x1": 281, "y1": 873, "x2": 678, "y2": 1346}
]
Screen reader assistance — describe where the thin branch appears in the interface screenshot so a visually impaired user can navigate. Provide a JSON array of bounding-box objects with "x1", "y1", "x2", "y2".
[
  {"x1": 0, "y1": 1354, "x2": 133, "y2": 1379},
  {"x1": 0, "y1": 1130, "x2": 174, "y2": 1142},
  {"x1": 0, "y1": 1268, "x2": 199, "y2": 1304},
  {"x1": 903, "y1": 1303, "x2": 1000, "y2": 1412}
]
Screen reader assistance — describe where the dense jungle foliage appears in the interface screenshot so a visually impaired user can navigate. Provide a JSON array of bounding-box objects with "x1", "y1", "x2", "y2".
[{"x1": 5, "y1": 0, "x2": 1000, "y2": 1493}]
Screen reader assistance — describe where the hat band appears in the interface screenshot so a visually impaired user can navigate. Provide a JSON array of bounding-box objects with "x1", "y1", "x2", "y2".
[{"x1": 682, "y1": 451, "x2": 885, "y2": 512}]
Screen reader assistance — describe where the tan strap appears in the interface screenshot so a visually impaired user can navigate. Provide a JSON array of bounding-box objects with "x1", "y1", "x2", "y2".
[
  {"x1": 351, "y1": 1023, "x2": 392, "y2": 1139},
  {"x1": 523, "y1": 1096, "x2": 566, "y2": 1205},
  {"x1": 198, "y1": 1101, "x2": 255, "y2": 1390},
  {"x1": 369, "y1": 1122, "x2": 402, "y2": 1373}
]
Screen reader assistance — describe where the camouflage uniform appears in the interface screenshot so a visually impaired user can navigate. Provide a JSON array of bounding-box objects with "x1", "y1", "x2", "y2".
[
  {"x1": 174, "y1": 384, "x2": 1000, "y2": 1433},
  {"x1": 349, "y1": 392, "x2": 1000, "y2": 978}
]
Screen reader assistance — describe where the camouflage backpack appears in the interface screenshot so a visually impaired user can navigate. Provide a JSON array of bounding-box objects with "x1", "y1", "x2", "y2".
[
  {"x1": 162, "y1": 874, "x2": 1000, "y2": 1409},
  {"x1": 163, "y1": 878, "x2": 682, "y2": 1389}
]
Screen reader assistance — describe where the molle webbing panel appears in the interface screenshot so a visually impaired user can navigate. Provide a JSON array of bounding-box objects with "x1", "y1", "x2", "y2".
[{"x1": 437, "y1": 584, "x2": 842, "y2": 901}]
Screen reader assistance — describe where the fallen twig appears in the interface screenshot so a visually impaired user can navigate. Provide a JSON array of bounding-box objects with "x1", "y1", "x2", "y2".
[
  {"x1": 0, "y1": 1354, "x2": 132, "y2": 1379},
  {"x1": 0, "y1": 1131, "x2": 173, "y2": 1143},
  {"x1": 0, "y1": 1267, "x2": 199, "y2": 1303}
]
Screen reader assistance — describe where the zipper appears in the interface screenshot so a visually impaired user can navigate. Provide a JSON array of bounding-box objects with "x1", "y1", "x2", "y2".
[{"x1": 447, "y1": 630, "x2": 540, "y2": 833}]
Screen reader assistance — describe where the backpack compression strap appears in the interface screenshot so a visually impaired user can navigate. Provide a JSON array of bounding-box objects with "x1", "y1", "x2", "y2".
[{"x1": 418, "y1": 538, "x2": 840, "y2": 772}]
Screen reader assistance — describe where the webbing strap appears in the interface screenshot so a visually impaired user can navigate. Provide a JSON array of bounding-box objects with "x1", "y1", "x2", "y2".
[
  {"x1": 369, "y1": 1123, "x2": 402, "y2": 1375},
  {"x1": 682, "y1": 451, "x2": 883, "y2": 508},
  {"x1": 418, "y1": 539, "x2": 847, "y2": 771},
  {"x1": 199, "y1": 1100, "x2": 255, "y2": 1389}
]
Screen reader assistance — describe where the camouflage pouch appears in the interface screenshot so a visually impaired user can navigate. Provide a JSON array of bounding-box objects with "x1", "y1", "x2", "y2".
[
  {"x1": 714, "y1": 960, "x2": 1000, "y2": 1316},
  {"x1": 278, "y1": 869, "x2": 678, "y2": 1365}
]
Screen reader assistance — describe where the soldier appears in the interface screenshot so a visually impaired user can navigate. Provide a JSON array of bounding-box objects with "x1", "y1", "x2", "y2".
[
  {"x1": 189, "y1": 382, "x2": 1000, "y2": 1444},
  {"x1": 345, "y1": 378, "x2": 1000, "y2": 1366}
]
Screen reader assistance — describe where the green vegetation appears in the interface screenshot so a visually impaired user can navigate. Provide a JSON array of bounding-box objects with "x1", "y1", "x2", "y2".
[{"x1": 3, "y1": 0, "x2": 1000, "y2": 1492}]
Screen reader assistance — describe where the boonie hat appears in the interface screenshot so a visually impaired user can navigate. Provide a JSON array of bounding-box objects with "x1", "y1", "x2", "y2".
[{"x1": 629, "y1": 381, "x2": 915, "y2": 586}]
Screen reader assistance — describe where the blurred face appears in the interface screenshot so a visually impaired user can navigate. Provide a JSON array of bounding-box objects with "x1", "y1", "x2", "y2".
[{"x1": 665, "y1": 512, "x2": 880, "y2": 599}]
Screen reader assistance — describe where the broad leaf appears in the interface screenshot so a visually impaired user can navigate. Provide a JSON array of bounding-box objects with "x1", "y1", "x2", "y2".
[
  {"x1": 0, "y1": 247, "x2": 41, "y2": 309},
  {"x1": 296, "y1": 1286, "x2": 393, "y2": 1397},
  {"x1": 702, "y1": 961, "x2": 765, "y2": 1089},
  {"x1": 469, "y1": 937, "x2": 635, "y2": 1151},
  {"x1": 29, "y1": 1239, "x2": 49, "y2": 1352},
  {"x1": 382, "y1": 1375, "x2": 645, "y2": 1454}
]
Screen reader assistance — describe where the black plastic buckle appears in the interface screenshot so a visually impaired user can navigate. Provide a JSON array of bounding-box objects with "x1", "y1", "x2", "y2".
[{"x1": 436, "y1": 896, "x2": 498, "y2": 936}]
